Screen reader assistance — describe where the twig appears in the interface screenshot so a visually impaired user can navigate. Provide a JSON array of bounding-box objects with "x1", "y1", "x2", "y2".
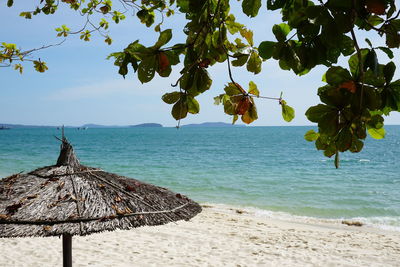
[
  {"x1": 250, "y1": 94, "x2": 281, "y2": 100},
  {"x1": 87, "y1": 170, "x2": 177, "y2": 223},
  {"x1": 20, "y1": 39, "x2": 66, "y2": 56},
  {"x1": 286, "y1": 32, "x2": 297, "y2": 42},
  {"x1": 69, "y1": 176, "x2": 84, "y2": 233},
  {"x1": 223, "y1": 45, "x2": 246, "y2": 94}
]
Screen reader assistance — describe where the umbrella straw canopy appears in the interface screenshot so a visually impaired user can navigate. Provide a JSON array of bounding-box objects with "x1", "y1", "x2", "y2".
[{"x1": 0, "y1": 137, "x2": 201, "y2": 265}]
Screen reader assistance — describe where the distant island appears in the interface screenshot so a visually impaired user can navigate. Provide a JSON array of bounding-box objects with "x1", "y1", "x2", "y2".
[
  {"x1": 81, "y1": 124, "x2": 127, "y2": 128},
  {"x1": 0, "y1": 123, "x2": 164, "y2": 129},
  {"x1": 182, "y1": 122, "x2": 245, "y2": 127},
  {"x1": 130, "y1": 123, "x2": 162, "y2": 128},
  {"x1": 0, "y1": 123, "x2": 52, "y2": 129},
  {"x1": 0, "y1": 122, "x2": 246, "y2": 128},
  {"x1": 82, "y1": 123, "x2": 163, "y2": 128}
]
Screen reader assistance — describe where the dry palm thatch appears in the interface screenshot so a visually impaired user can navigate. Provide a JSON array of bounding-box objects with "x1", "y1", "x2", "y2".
[
  {"x1": 0, "y1": 137, "x2": 202, "y2": 238},
  {"x1": 1, "y1": 136, "x2": 202, "y2": 266}
]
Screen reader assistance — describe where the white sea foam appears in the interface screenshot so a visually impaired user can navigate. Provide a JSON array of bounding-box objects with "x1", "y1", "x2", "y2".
[{"x1": 203, "y1": 202, "x2": 400, "y2": 232}]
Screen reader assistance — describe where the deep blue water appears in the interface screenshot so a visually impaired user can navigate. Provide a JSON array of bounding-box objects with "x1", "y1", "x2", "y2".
[{"x1": 0, "y1": 126, "x2": 399, "y2": 229}]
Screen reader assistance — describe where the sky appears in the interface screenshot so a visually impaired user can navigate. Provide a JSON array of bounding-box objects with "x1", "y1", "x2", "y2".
[{"x1": 1, "y1": 1, "x2": 400, "y2": 127}]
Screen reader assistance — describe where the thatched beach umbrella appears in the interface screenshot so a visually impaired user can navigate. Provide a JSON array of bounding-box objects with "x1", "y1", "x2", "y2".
[{"x1": 0, "y1": 136, "x2": 201, "y2": 266}]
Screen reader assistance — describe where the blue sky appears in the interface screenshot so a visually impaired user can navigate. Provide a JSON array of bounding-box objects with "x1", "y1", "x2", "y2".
[{"x1": 1, "y1": 1, "x2": 399, "y2": 127}]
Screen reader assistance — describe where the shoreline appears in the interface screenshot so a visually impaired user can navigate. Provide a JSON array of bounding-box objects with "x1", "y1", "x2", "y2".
[
  {"x1": 0, "y1": 169, "x2": 398, "y2": 231},
  {"x1": 206, "y1": 203, "x2": 400, "y2": 233},
  {"x1": 205, "y1": 203, "x2": 400, "y2": 234},
  {"x1": 0, "y1": 203, "x2": 399, "y2": 266}
]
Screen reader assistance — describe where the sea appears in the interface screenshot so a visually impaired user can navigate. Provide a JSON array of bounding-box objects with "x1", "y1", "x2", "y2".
[{"x1": 0, "y1": 126, "x2": 399, "y2": 231}]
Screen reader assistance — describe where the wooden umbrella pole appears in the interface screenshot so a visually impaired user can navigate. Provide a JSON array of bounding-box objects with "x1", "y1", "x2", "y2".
[{"x1": 62, "y1": 233, "x2": 72, "y2": 267}]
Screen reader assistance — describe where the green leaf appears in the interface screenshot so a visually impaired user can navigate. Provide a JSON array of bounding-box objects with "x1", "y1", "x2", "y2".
[
  {"x1": 154, "y1": 29, "x2": 172, "y2": 48},
  {"x1": 365, "y1": 38, "x2": 373, "y2": 48},
  {"x1": 248, "y1": 81, "x2": 259, "y2": 97},
  {"x1": 231, "y1": 53, "x2": 249, "y2": 67},
  {"x1": 232, "y1": 114, "x2": 239, "y2": 125},
  {"x1": 242, "y1": 0, "x2": 261, "y2": 17},
  {"x1": 349, "y1": 138, "x2": 364, "y2": 153},
  {"x1": 305, "y1": 104, "x2": 336, "y2": 123},
  {"x1": 367, "y1": 114, "x2": 384, "y2": 129},
  {"x1": 367, "y1": 15, "x2": 384, "y2": 26},
  {"x1": 224, "y1": 83, "x2": 242, "y2": 96},
  {"x1": 176, "y1": 0, "x2": 189, "y2": 12},
  {"x1": 214, "y1": 94, "x2": 224, "y2": 105},
  {"x1": 171, "y1": 98, "x2": 188, "y2": 120},
  {"x1": 164, "y1": 50, "x2": 180, "y2": 66},
  {"x1": 80, "y1": 30, "x2": 91, "y2": 41},
  {"x1": 318, "y1": 113, "x2": 339, "y2": 136},
  {"x1": 188, "y1": 0, "x2": 206, "y2": 12},
  {"x1": 240, "y1": 28, "x2": 254, "y2": 46},
  {"x1": 162, "y1": 92, "x2": 181, "y2": 104},
  {"x1": 318, "y1": 85, "x2": 355, "y2": 108},
  {"x1": 348, "y1": 49, "x2": 369, "y2": 77},
  {"x1": 363, "y1": 69, "x2": 385, "y2": 87},
  {"x1": 212, "y1": 31, "x2": 221, "y2": 49},
  {"x1": 241, "y1": 103, "x2": 258, "y2": 124},
  {"x1": 367, "y1": 127, "x2": 385, "y2": 139},
  {"x1": 304, "y1": 130, "x2": 319, "y2": 141},
  {"x1": 305, "y1": 104, "x2": 339, "y2": 137},
  {"x1": 382, "y1": 80, "x2": 400, "y2": 112},
  {"x1": 223, "y1": 97, "x2": 235, "y2": 115},
  {"x1": 365, "y1": 49, "x2": 379, "y2": 75},
  {"x1": 363, "y1": 86, "x2": 382, "y2": 110},
  {"x1": 187, "y1": 96, "x2": 200, "y2": 114},
  {"x1": 136, "y1": 9, "x2": 155, "y2": 27},
  {"x1": 385, "y1": 21, "x2": 400, "y2": 48},
  {"x1": 19, "y1": 12, "x2": 32, "y2": 19},
  {"x1": 272, "y1": 23, "x2": 291, "y2": 42},
  {"x1": 281, "y1": 101, "x2": 295, "y2": 122},
  {"x1": 383, "y1": 61, "x2": 396, "y2": 83},
  {"x1": 33, "y1": 61, "x2": 48, "y2": 73},
  {"x1": 14, "y1": 63, "x2": 23, "y2": 74},
  {"x1": 336, "y1": 127, "x2": 352, "y2": 152},
  {"x1": 258, "y1": 41, "x2": 275, "y2": 60},
  {"x1": 324, "y1": 143, "x2": 337, "y2": 157},
  {"x1": 246, "y1": 51, "x2": 262, "y2": 74},
  {"x1": 234, "y1": 38, "x2": 247, "y2": 49},
  {"x1": 315, "y1": 134, "x2": 328, "y2": 150},
  {"x1": 226, "y1": 14, "x2": 244, "y2": 34},
  {"x1": 325, "y1": 66, "x2": 352, "y2": 85},
  {"x1": 104, "y1": 36, "x2": 112, "y2": 45},
  {"x1": 193, "y1": 68, "x2": 212, "y2": 94},
  {"x1": 267, "y1": 0, "x2": 285, "y2": 10},
  {"x1": 340, "y1": 35, "x2": 355, "y2": 56},
  {"x1": 377, "y1": 47, "x2": 394, "y2": 59},
  {"x1": 137, "y1": 55, "x2": 157, "y2": 83}
]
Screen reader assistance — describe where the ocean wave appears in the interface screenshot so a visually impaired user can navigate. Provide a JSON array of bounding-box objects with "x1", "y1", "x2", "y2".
[
  {"x1": 203, "y1": 202, "x2": 400, "y2": 232},
  {"x1": 320, "y1": 158, "x2": 372, "y2": 163}
]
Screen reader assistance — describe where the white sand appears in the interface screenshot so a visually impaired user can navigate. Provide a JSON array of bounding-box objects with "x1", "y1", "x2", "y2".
[{"x1": 1, "y1": 204, "x2": 399, "y2": 267}]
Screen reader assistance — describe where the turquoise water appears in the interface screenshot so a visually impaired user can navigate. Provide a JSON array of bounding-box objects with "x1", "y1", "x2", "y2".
[{"x1": 1, "y1": 126, "x2": 399, "y2": 229}]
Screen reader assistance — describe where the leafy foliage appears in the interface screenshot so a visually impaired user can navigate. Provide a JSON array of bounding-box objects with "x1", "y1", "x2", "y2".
[{"x1": 3, "y1": 0, "x2": 400, "y2": 167}]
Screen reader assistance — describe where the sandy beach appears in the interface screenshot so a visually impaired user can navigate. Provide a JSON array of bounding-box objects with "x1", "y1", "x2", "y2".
[{"x1": 0, "y1": 204, "x2": 399, "y2": 267}]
